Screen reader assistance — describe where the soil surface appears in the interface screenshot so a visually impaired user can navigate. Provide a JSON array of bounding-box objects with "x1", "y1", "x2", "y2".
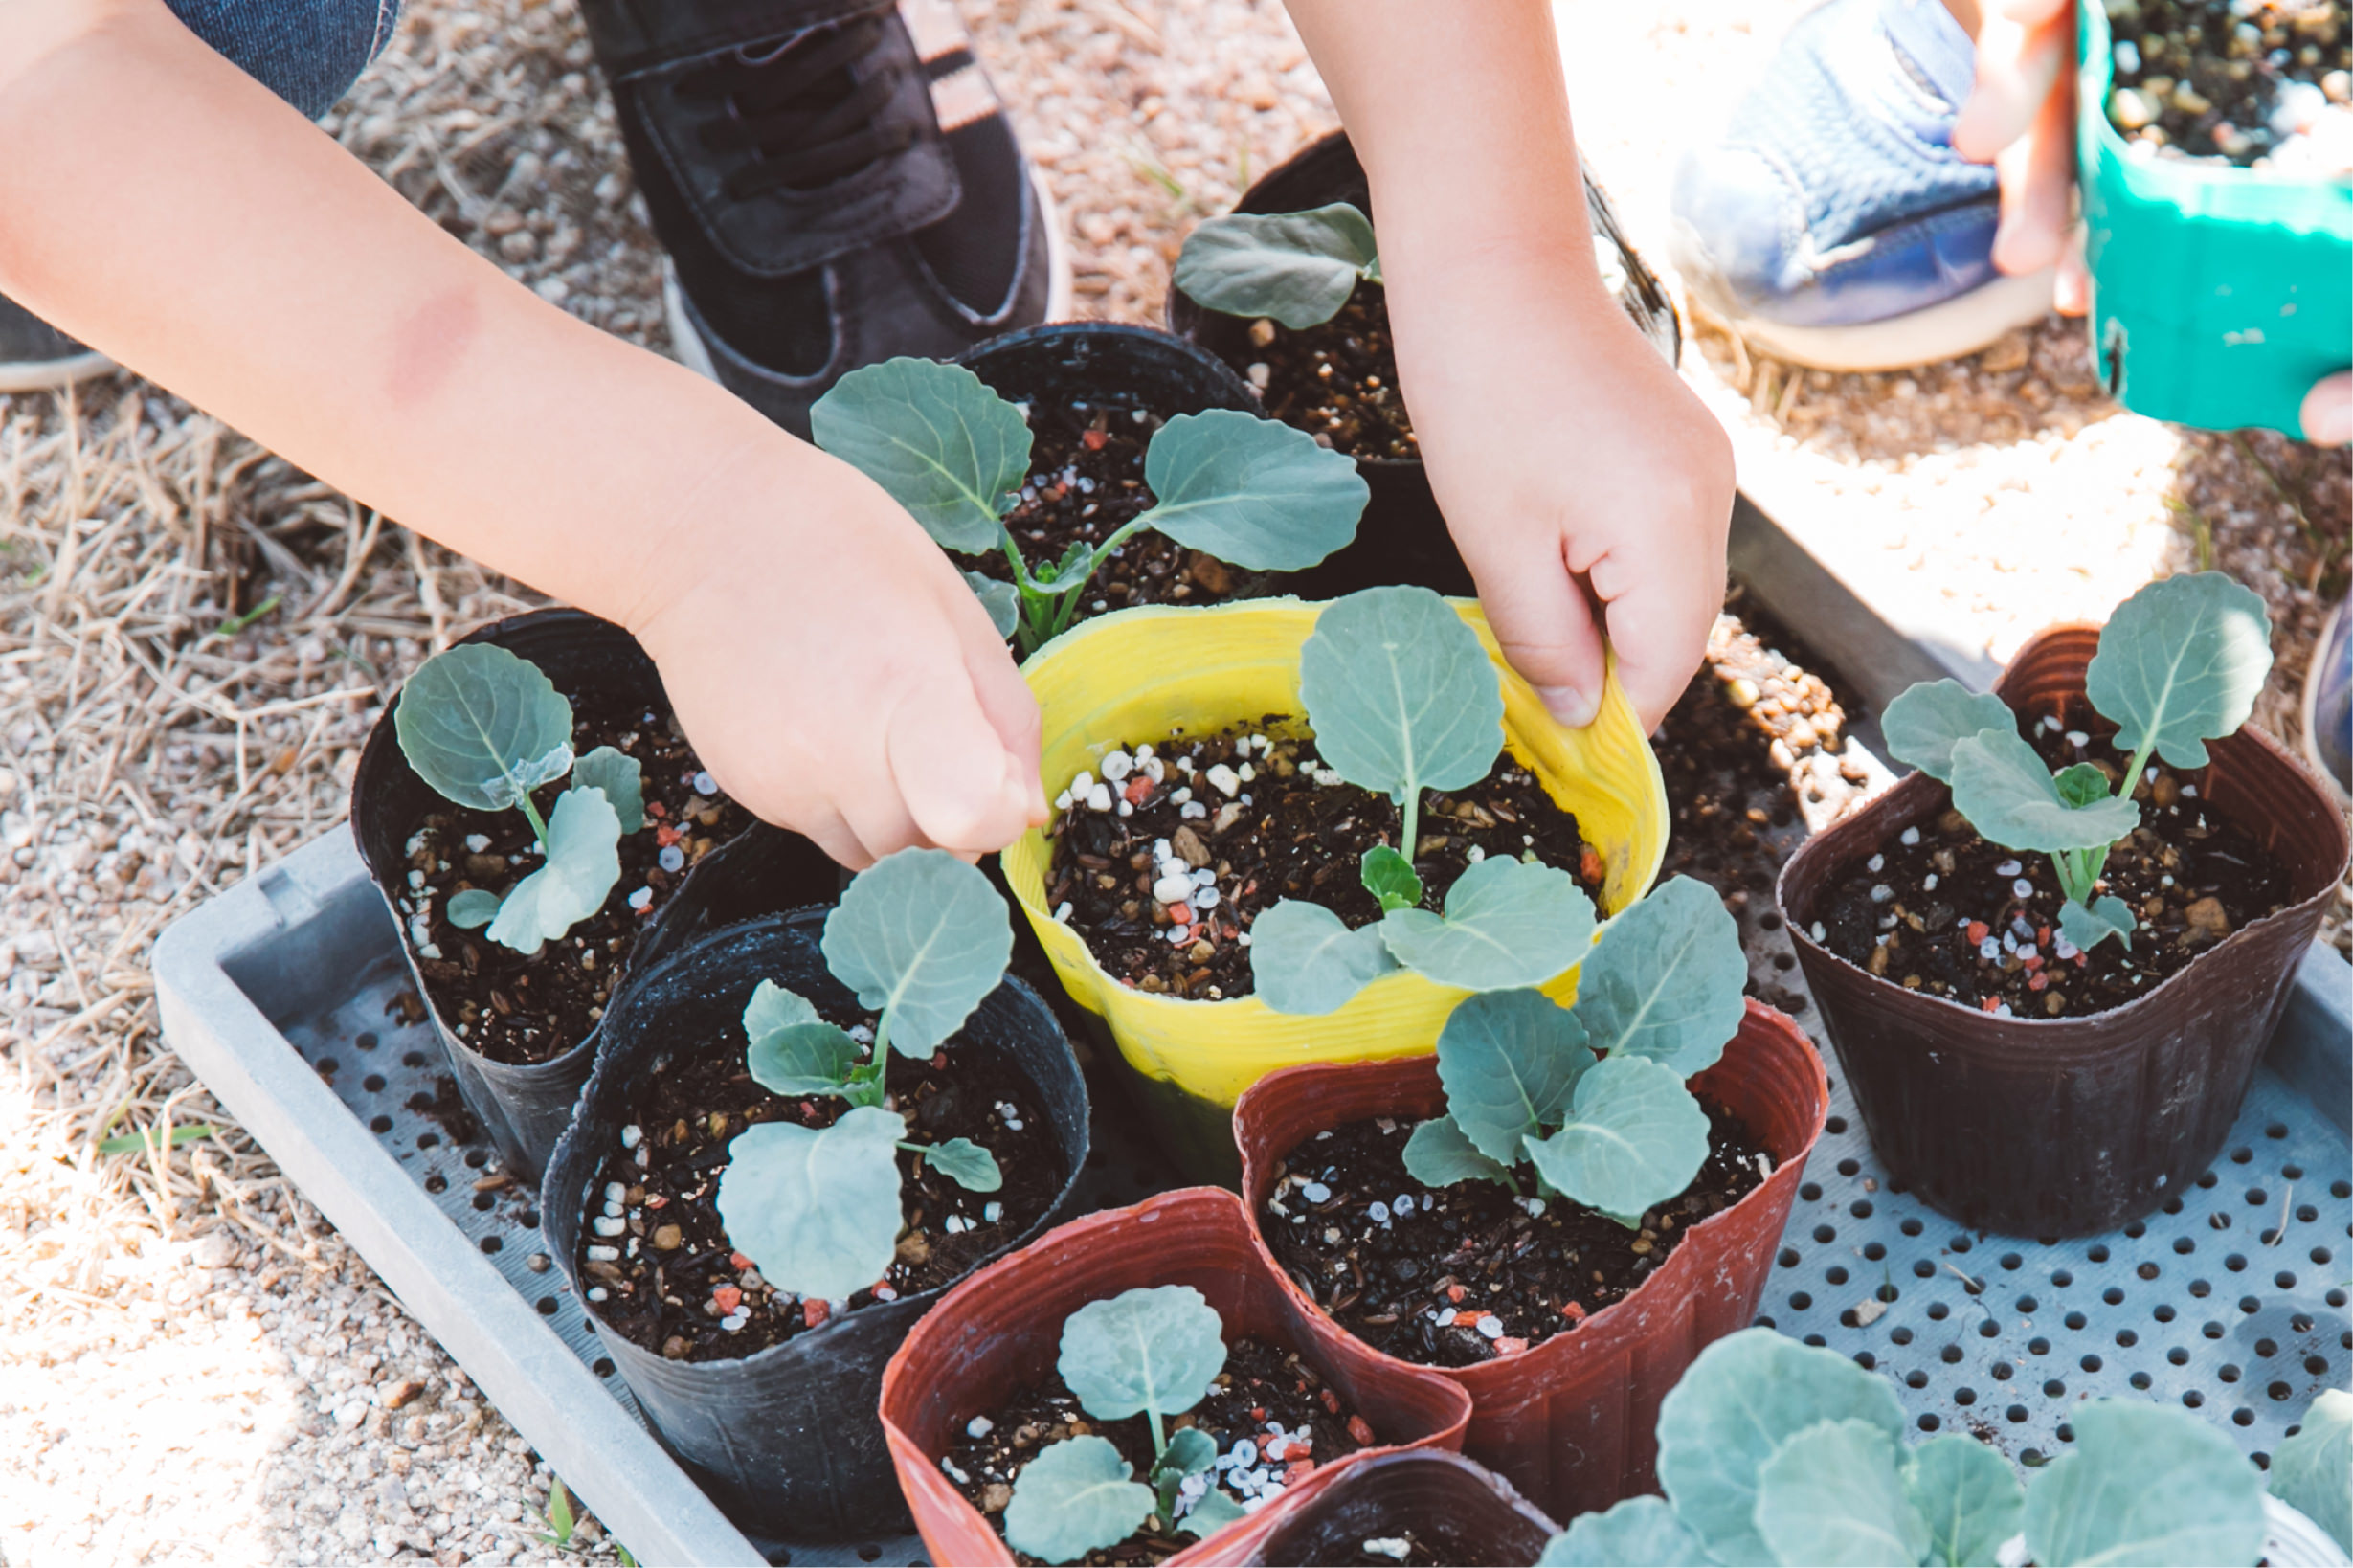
[
  {"x1": 1224, "y1": 281, "x2": 1416, "y2": 460},
  {"x1": 2103, "y1": 0, "x2": 2348, "y2": 167},
  {"x1": 961, "y1": 396, "x2": 1248, "y2": 621},
  {"x1": 1819, "y1": 709, "x2": 2295, "y2": 1017},
  {"x1": 574, "y1": 1014, "x2": 1065, "y2": 1363},
  {"x1": 943, "y1": 1334, "x2": 1376, "y2": 1566},
  {"x1": 1045, "y1": 724, "x2": 1602, "y2": 999},
  {"x1": 394, "y1": 689, "x2": 752, "y2": 1066},
  {"x1": 1257, "y1": 1109, "x2": 1769, "y2": 1368}
]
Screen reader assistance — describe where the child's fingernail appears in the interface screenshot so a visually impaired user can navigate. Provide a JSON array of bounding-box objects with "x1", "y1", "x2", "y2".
[
  {"x1": 2301, "y1": 377, "x2": 2353, "y2": 446},
  {"x1": 1536, "y1": 684, "x2": 1599, "y2": 728}
]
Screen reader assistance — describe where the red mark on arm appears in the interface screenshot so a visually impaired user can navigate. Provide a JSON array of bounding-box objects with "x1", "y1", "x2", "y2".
[{"x1": 385, "y1": 285, "x2": 479, "y2": 407}]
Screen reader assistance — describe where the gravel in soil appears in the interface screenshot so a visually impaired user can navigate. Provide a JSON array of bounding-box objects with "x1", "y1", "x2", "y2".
[
  {"x1": 943, "y1": 1334, "x2": 1377, "y2": 1566},
  {"x1": 1818, "y1": 712, "x2": 2294, "y2": 1017},
  {"x1": 576, "y1": 1017, "x2": 1065, "y2": 1363},
  {"x1": 1044, "y1": 725, "x2": 1602, "y2": 1000},
  {"x1": 1257, "y1": 1110, "x2": 1769, "y2": 1369},
  {"x1": 2103, "y1": 0, "x2": 2349, "y2": 168},
  {"x1": 1225, "y1": 281, "x2": 1416, "y2": 460},
  {"x1": 396, "y1": 689, "x2": 752, "y2": 1066}
]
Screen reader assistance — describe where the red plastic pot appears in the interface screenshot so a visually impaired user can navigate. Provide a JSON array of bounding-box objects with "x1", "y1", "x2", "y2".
[
  {"x1": 878, "y1": 1187, "x2": 1475, "y2": 1567},
  {"x1": 1216, "y1": 1448, "x2": 1562, "y2": 1567},
  {"x1": 1780, "y1": 624, "x2": 2351, "y2": 1238},
  {"x1": 1233, "y1": 999, "x2": 1828, "y2": 1522}
]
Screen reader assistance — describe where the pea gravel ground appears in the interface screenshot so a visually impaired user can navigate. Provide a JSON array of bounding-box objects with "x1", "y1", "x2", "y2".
[{"x1": 0, "y1": 1, "x2": 2343, "y2": 1563}]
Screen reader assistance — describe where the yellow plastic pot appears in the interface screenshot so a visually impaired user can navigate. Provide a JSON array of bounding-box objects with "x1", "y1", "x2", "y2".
[{"x1": 1001, "y1": 597, "x2": 1669, "y2": 1178}]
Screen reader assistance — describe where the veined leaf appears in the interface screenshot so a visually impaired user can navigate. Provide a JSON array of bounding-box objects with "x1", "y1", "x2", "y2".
[
  {"x1": 821, "y1": 848, "x2": 1012, "y2": 1056},
  {"x1": 1883, "y1": 680, "x2": 2018, "y2": 784},
  {"x1": 571, "y1": 745, "x2": 645, "y2": 833},
  {"x1": 2267, "y1": 1389, "x2": 2350, "y2": 1555},
  {"x1": 1172, "y1": 203, "x2": 1380, "y2": 328},
  {"x1": 919, "y1": 1136, "x2": 1001, "y2": 1192},
  {"x1": 744, "y1": 979, "x2": 824, "y2": 1037},
  {"x1": 1250, "y1": 899, "x2": 1398, "y2": 1015},
  {"x1": 1949, "y1": 728, "x2": 2140, "y2": 854},
  {"x1": 964, "y1": 571, "x2": 1021, "y2": 641},
  {"x1": 1380, "y1": 856, "x2": 1598, "y2": 993},
  {"x1": 2087, "y1": 572, "x2": 2274, "y2": 770},
  {"x1": 485, "y1": 786, "x2": 622, "y2": 951},
  {"x1": 2022, "y1": 1399, "x2": 2265, "y2": 1568},
  {"x1": 1907, "y1": 1433, "x2": 2026, "y2": 1567},
  {"x1": 1138, "y1": 411, "x2": 1366, "y2": 571},
  {"x1": 715, "y1": 1106, "x2": 905, "y2": 1303},
  {"x1": 2054, "y1": 763, "x2": 2113, "y2": 809},
  {"x1": 1360, "y1": 845, "x2": 1423, "y2": 913},
  {"x1": 1571, "y1": 875, "x2": 1746, "y2": 1078},
  {"x1": 810, "y1": 358, "x2": 1031, "y2": 553},
  {"x1": 1756, "y1": 1418, "x2": 1933, "y2": 1568},
  {"x1": 1179, "y1": 1487, "x2": 1245, "y2": 1539},
  {"x1": 1059, "y1": 1284, "x2": 1225, "y2": 1424},
  {"x1": 747, "y1": 1021, "x2": 862, "y2": 1097},
  {"x1": 1153, "y1": 1427, "x2": 1218, "y2": 1527},
  {"x1": 1298, "y1": 586, "x2": 1505, "y2": 807},
  {"x1": 2058, "y1": 895, "x2": 2136, "y2": 954},
  {"x1": 446, "y1": 887, "x2": 503, "y2": 930},
  {"x1": 1434, "y1": 989, "x2": 1595, "y2": 1162},
  {"x1": 1537, "y1": 1497, "x2": 1713, "y2": 1567},
  {"x1": 1003, "y1": 1436, "x2": 1154, "y2": 1564},
  {"x1": 1401, "y1": 1114, "x2": 1514, "y2": 1189},
  {"x1": 393, "y1": 642, "x2": 575, "y2": 813},
  {"x1": 1523, "y1": 1056, "x2": 1708, "y2": 1222}
]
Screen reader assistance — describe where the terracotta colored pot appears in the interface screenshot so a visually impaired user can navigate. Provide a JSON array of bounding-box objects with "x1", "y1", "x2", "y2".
[
  {"x1": 1779, "y1": 624, "x2": 2351, "y2": 1238},
  {"x1": 878, "y1": 1187, "x2": 1475, "y2": 1567},
  {"x1": 1218, "y1": 1449, "x2": 1562, "y2": 1567},
  {"x1": 1232, "y1": 1000, "x2": 1828, "y2": 1522}
]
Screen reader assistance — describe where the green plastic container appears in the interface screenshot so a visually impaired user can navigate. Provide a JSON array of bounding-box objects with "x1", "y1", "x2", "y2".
[{"x1": 2078, "y1": 2, "x2": 2353, "y2": 437}]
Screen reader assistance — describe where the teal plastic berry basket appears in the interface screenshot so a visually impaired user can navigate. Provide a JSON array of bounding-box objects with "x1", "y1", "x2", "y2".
[{"x1": 2079, "y1": 2, "x2": 2353, "y2": 437}]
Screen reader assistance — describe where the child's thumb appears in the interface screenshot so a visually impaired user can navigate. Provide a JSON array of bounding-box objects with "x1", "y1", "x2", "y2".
[
  {"x1": 1476, "y1": 550, "x2": 1607, "y2": 729},
  {"x1": 885, "y1": 672, "x2": 1040, "y2": 854}
]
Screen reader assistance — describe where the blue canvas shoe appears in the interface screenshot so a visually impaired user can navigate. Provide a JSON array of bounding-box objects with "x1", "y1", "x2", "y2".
[
  {"x1": 2304, "y1": 597, "x2": 2350, "y2": 796},
  {"x1": 1669, "y1": 0, "x2": 2054, "y2": 370}
]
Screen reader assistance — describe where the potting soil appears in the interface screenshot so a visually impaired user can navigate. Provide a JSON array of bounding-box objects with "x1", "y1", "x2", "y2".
[
  {"x1": 2102, "y1": 0, "x2": 2348, "y2": 168},
  {"x1": 1221, "y1": 280, "x2": 1416, "y2": 460}
]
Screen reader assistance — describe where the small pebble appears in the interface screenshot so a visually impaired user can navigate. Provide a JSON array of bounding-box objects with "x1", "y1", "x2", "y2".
[
  {"x1": 1867, "y1": 854, "x2": 1884, "y2": 873},
  {"x1": 2013, "y1": 879, "x2": 2034, "y2": 899},
  {"x1": 1995, "y1": 859, "x2": 2023, "y2": 877},
  {"x1": 1899, "y1": 827, "x2": 1920, "y2": 846},
  {"x1": 1393, "y1": 1195, "x2": 1416, "y2": 1216},
  {"x1": 620, "y1": 1124, "x2": 642, "y2": 1150},
  {"x1": 586, "y1": 1287, "x2": 608, "y2": 1302},
  {"x1": 1476, "y1": 1316, "x2": 1506, "y2": 1340},
  {"x1": 1299, "y1": 1181, "x2": 1332, "y2": 1204},
  {"x1": 967, "y1": 1416, "x2": 994, "y2": 1439},
  {"x1": 1369, "y1": 1200, "x2": 1392, "y2": 1223},
  {"x1": 626, "y1": 887, "x2": 654, "y2": 912},
  {"x1": 983, "y1": 1201, "x2": 1004, "y2": 1222},
  {"x1": 693, "y1": 772, "x2": 718, "y2": 795},
  {"x1": 1362, "y1": 1540, "x2": 1411, "y2": 1562},
  {"x1": 658, "y1": 845, "x2": 685, "y2": 872}
]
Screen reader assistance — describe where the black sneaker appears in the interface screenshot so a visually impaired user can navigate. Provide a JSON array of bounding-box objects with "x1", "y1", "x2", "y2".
[
  {"x1": 0, "y1": 293, "x2": 112, "y2": 393},
  {"x1": 581, "y1": 0, "x2": 1069, "y2": 437}
]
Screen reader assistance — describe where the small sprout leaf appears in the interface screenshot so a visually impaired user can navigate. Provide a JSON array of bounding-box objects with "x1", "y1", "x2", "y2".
[
  {"x1": 919, "y1": 1136, "x2": 1002, "y2": 1192},
  {"x1": 1905, "y1": 1432, "x2": 2026, "y2": 1567},
  {"x1": 446, "y1": 888, "x2": 502, "y2": 929},
  {"x1": 2058, "y1": 895, "x2": 2137, "y2": 954},
  {"x1": 1359, "y1": 844, "x2": 1423, "y2": 913},
  {"x1": 1571, "y1": 875, "x2": 1746, "y2": 1077},
  {"x1": 1251, "y1": 899, "x2": 1398, "y2": 1015},
  {"x1": 965, "y1": 571, "x2": 1021, "y2": 641},
  {"x1": 2054, "y1": 762, "x2": 2113, "y2": 809},
  {"x1": 1059, "y1": 1284, "x2": 1225, "y2": 1424},
  {"x1": 1178, "y1": 1487, "x2": 1246, "y2": 1540},
  {"x1": 1139, "y1": 411, "x2": 1367, "y2": 571},
  {"x1": 810, "y1": 359, "x2": 1031, "y2": 553},
  {"x1": 1298, "y1": 586, "x2": 1505, "y2": 807},
  {"x1": 393, "y1": 642, "x2": 575, "y2": 813},
  {"x1": 744, "y1": 979, "x2": 824, "y2": 1037},
  {"x1": 97, "y1": 1124, "x2": 215, "y2": 1156},
  {"x1": 1434, "y1": 989, "x2": 1594, "y2": 1162},
  {"x1": 714, "y1": 1105, "x2": 904, "y2": 1304},
  {"x1": 1949, "y1": 728, "x2": 2140, "y2": 854},
  {"x1": 485, "y1": 786, "x2": 622, "y2": 952},
  {"x1": 821, "y1": 848, "x2": 1012, "y2": 1056},
  {"x1": 1153, "y1": 1426, "x2": 1218, "y2": 1523},
  {"x1": 746, "y1": 1021, "x2": 862, "y2": 1098},
  {"x1": 1172, "y1": 203, "x2": 1380, "y2": 328},
  {"x1": 1003, "y1": 1435, "x2": 1154, "y2": 1565},
  {"x1": 1755, "y1": 1418, "x2": 1933, "y2": 1568},
  {"x1": 2022, "y1": 1400, "x2": 2266, "y2": 1568},
  {"x1": 1882, "y1": 680, "x2": 2017, "y2": 783},
  {"x1": 2087, "y1": 572, "x2": 2274, "y2": 770},
  {"x1": 1380, "y1": 856, "x2": 1597, "y2": 993},
  {"x1": 1401, "y1": 1113, "x2": 1515, "y2": 1189},
  {"x1": 1523, "y1": 1055, "x2": 1708, "y2": 1221},
  {"x1": 571, "y1": 745, "x2": 645, "y2": 833},
  {"x1": 2266, "y1": 1388, "x2": 2351, "y2": 1554},
  {"x1": 1536, "y1": 1496, "x2": 1714, "y2": 1567}
]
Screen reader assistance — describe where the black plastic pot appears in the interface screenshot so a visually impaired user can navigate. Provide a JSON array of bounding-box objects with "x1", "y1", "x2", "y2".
[
  {"x1": 1167, "y1": 130, "x2": 1681, "y2": 600},
  {"x1": 351, "y1": 609, "x2": 840, "y2": 1179},
  {"x1": 541, "y1": 910, "x2": 1092, "y2": 1544},
  {"x1": 1228, "y1": 1450, "x2": 1563, "y2": 1567}
]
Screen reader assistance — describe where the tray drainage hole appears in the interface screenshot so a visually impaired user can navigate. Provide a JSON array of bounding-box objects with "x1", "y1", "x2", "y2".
[
  {"x1": 2019, "y1": 1296, "x2": 2040, "y2": 1314},
  {"x1": 1916, "y1": 1414, "x2": 1940, "y2": 1432},
  {"x1": 2205, "y1": 1322, "x2": 2227, "y2": 1339},
  {"x1": 2190, "y1": 1279, "x2": 2213, "y2": 1298},
  {"x1": 2056, "y1": 1423, "x2": 2074, "y2": 1444},
  {"x1": 2006, "y1": 1407, "x2": 2028, "y2": 1424},
  {"x1": 2080, "y1": 1355, "x2": 2102, "y2": 1373},
  {"x1": 479, "y1": 1236, "x2": 503, "y2": 1255},
  {"x1": 1851, "y1": 1200, "x2": 1874, "y2": 1219},
  {"x1": 1899, "y1": 1219, "x2": 1924, "y2": 1238},
  {"x1": 1826, "y1": 1266, "x2": 1849, "y2": 1286},
  {"x1": 2244, "y1": 1295, "x2": 2266, "y2": 1315},
  {"x1": 1864, "y1": 1243, "x2": 1887, "y2": 1262},
  {"x1": 417, "y1": 1133, "x2": 439, "y2": 1150},
  {"x1": 537, "y1": 1297, "x2": 558, "y2": 1316},
  {"x1": 2029, "y1": 1337, "x2": 2052, "y2": 1355},
  {"x1": 1802, "y1": 1183, "x2": 1824, "y2": 1201},
  {"x1": 1779, "y1": 1248, "x2": 1801, "y2": 1268},
  {"x1": 1825, "y1": 1116, "x2": 1847, "y2": 1134},
  {"x1": 2184, "y1": 1391, "x2": 2207, "y2": 1409},
  {"x1": 859, "y1": 1546, "x2": 883, "y2": 1563},
  {"x1": 1853, "y1": 1351, "x2": 1878, "y2": 1370},
  {"x1": 2284, "y1": 1163, "x2": 2305, "y2": 1180},
  {"x1": 472, "y1": 1194, "x2": 494, "y2": 1212},
  {"x1": 2266, "y1": 1122, "x2": 2289, "y2": 1140},
  {"x1": 357, "y1": 1032, "x2": 378, "y2": 1051},
  {"x1": 2334, "y1": 1181, "x2": 2351, "y2": 1199},
  {"x1": 1836, "y1": 1158, "x2": 1860, "y2": 1176},
  {"x1": 363, "y1": 1074, "x2": 387, "y2": 1093},
  {"x1": 2000, "y1": 1252, "x2": 2023, "y2": 1270},
  {"x1": 2130, "y1": 1372, "x2": 2153, "y2": 1390},
  {"x1": 2294, "y1": 1312, "x2": 2317, "y2": 1333},
  {"x1": 465, "y1": 1150, "x2": 489, "y2": 1169},
  {"x1": 2051, "y1": 1270, "x2": 2073, "y2": 1288},
  {"x1": 2171, "y1": 1236, "x2": 2195, "y2": 1255},
  {"x1": 1950, "y1": 1235, "x2": 1972, "y2": 1253},
  {"x1": 2116, "y1": 1329, "x2": 2139, "y2": 1348},
  {"x1": 1813, "y1": 1225, "x2": 1836, "y2": 1244},
  {"x1": 425, "y1": 1175, "x2": 447, "y2": 1194},
  {"x1": 2064, "y1": 1311, "x2": 2088, "y2": 1330},
  {"x1": 2163, "y1": 1198, "x2": 2185, "y2": 1215},
  {"x1": 2275, "y1": 1271, "x2": 2298, "y2": 1290},
  {"x1": 593, "y1": 1358, "x2": 616, "y2": 1378},
  {"x1": 2270, "y1": 1381, "x2": 2295, "y2": 1401},
  {"x1": 2087, "y1": 1244, "x2": 2110, "y2": 1263},
  {"x1": 2309, "y1": 1355, "x2": 2331, "y2": 1377},
  {"x1": 1890, "y1": 1326, "x2": 1916, "y2": 1346},
  {"x1": 369, "y1": 1115, "x2": 392, "y2": 1133},
  {"x1": 1927, "y1": 1303, "x2": 1951, "y2": 1322},
  {"x1": 2122, "y1": 1221, "x2": 2147, "y2": 1239},
  {"x1": 2021, "y1": 1448, "x2": 2047, "y2": 1466},
  {"x1": 2314, "y1": 1247, "x2": 2334, "y2": 1266},
  {"x1": 1905, "y1": 1371, "x2": 1929, "y2": 1390},
  {"x1": 2043, "y1": 1379, "x2": 2066, "y2": 1398},
  {"x1": 402, "y1": 1052, "x2": 427, "y2": 1068},
  {"x1": 2330, "y1": 1288, "x2": 2348, "y2": 1309},
  {"x1": 2198, "y1": 1172, "x2": 2220, "y2": 1189},
  {"x1": 2235, "y1": 1408, "x2": 2257, "y2": 1426},
  {"x1": 317, "y1": 1059, "x2": 340, "y2": 1077},
  {"x1": 1773, "y1": 953, "x2": 1795, "y2": 972},
  {"x1": 2168, "y1": 1348, "x2": 2191, "y2": 1366},
  {"x1": 2102, "y1": 1288, "x2": 2124, "y2": 1306},
  {"x1": 2222, "y1": 1364, "x2": 2244, "y2": 1383},
  {"x1": 1940, "y1": 1345, "x2": 1963, "y2": 1364},
  {"x1": 2248, "y1": 1188, "x2": 2270, "y2": 1206},
  {"x1": 2256, "y1": 1338, "x2": 2279, "y2": 1358},
  {"x1": 1789, "y1": 1292, "x2": 1813, "y2": 1310},
  {"x1": 1954, "y1": 1387, "x2": 1976, "y2": 1406},
  {"x1": 1979, "y1": 1320, "x2": 2000, "y2": 1339},
  {"x1": 1760, "y1": 911, "x2": 1782, "y2": 930},
  {"x1": 2230, "y1": 1147, "x2": 2253, "y2": 1165}
]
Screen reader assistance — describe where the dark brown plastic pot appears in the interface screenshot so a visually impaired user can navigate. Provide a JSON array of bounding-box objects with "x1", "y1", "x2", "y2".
[
  {"x1": 350, "y1": 608, "x2": 840, "y2": 1179},
  {"x1": 1779, "y1": 624, "x2": 2352, "y2": 1238},
  {"x1": 1166, "y1": 130, "x2": 1680, "y2": 601},
  {"x1": 1233, "y1": 999, "x2": 1827, "y2": 1523},
  {"x1": 878, "y1": 1187, "x2": 1475, "y2": 1567},
  {"x1": 1218, "y1": 1448, "x2": 1562, "y2": 1567}
]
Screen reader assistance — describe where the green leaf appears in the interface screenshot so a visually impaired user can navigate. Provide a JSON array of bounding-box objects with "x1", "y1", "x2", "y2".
[
  {"x1": 746, "y1": 1021, "x2": 862, "y2": 1098},
  {"x1": 97, "y1": 1124, "x2": 215, "y2": 1156},
  {"x1": 1883, "y1": 680, "x2": 2018, "y2": 784},
  {"x1": 1179, "y1": 1487, "x2": 1245, "y2": 1540},
  {"x1": 1003, "y1": 1436, "x2": 1154, "y2": 1565},
  {"x1": 1361, "y1": 845, "x2": 1423, "y2": 913},
  {"x1": 1434, "y1": 988, "x2": 1595, "y2": 1162},
  {"x1": 1572, "y1": 875, "x2": 1746, "y2": 1078},
  {"x1": 571, "y1": 745, "x2": 645, "y2": 834},
  {"x1": 1138, "y1": 410, "x2": 1367, "y2": 571},
  {"x1": 393, "y1": 642, "x2": 575, "y2": 813},
  {"x1": 1172, "y1": 203, "x2": 1380, "y2": 328},
  {"x1": 821, "y1": 848, "x2": 1013, "y2": 1057},
  {"x1": 1537, "y1": 1497, "x2": 1714, "y2": 1566},
  {"x1": 744, "y1": 979, "x2": 823, "y2": 1037},
  {"x1": 2087, "y1": 571, "x2": 2274, "y2": 770},
  {"x1": 1950, "y1": 728, "x2": 2140, "y2": 855},
  {"x1": 485, "y1": 786, "x2": 622, "y2": 952},
  {"x1": 714, "y1": 1105, "x2": 905, "y2": 1303},
  {"x1": 1298, "y1": 586, "x2": 1505, "y2": 807},
  {"x1": 2268, "y1": 1388, "x2": 2351, "y2": 1554},
  {"x1": 1756, "y1": 1418, "x2": 1933, "y2": 1568},
  {"x1": 919, "y1": 1136, "x2": 1002, "y2": 1192},
  {"x1": 1059, "y1": 1284, "x2": 1226, "y2": 1425},
  {"x1": 446, "y1": 887, "x2": 502, "y2": 929},
  {"x1": 964, "y1": 571, "x2": 1020, "y2": 641},
  {"x1": 1380, "y1": 856, "x2": 1598, "y2": 993},
  {"x1": 2058, "y1": 896, "x2": 2137, "y2": 954},
  {"x1": 1523, "y1": 1056, "x2": 1709, "y2": 1221},
  {"x1": 2054, "y1": 763, "x2": 2114, "y2": 809},
  {"x1": 1907, "y1": 1433, "x2": 2026, "y2": 1567},
  {"x1": 2023, "y1": 1399, "x2": 2266, "y2": 1567},
  {"x1": 1655, "y1": 1328, "x2": 1908, "y2": 1567},
  {"x1": 809, "y1": 358, "x2": 1031, "y2": 553},
  {"x1": 1251, "y1": 899, "x2": 1398, "y2": 1015},
  {"x1": 1401, "y1": 1113, "x2": 1515, "y2": 1189},
  {"x1": 1153, "y1": 1427, "x2": 1218, "y2": 1524}
]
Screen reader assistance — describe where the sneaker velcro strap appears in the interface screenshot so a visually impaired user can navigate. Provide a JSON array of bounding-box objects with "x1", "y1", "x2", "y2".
[{"x1": 579, "y1": 0, "x2": 894, "y2": 78}]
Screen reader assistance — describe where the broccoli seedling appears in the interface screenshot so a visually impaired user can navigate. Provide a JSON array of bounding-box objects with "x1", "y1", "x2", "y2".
[
  {"x1": 1879, "y1": 572, "x2": 2273, "y2": 955},
  {"x1": 714, "y1": 848, "x2": 1015, "y2": 1305},
  {"x1": 1173, "y1": 202, "x2": 1381, "y2": 329},
  {"x1": 810, "y1": 357, "x2": 1368, "y2": 654},
  {"x1": 1000, "y1": 1286, "x2": 1248, "y2": 1563},
  {"x1": 393, "y1": 643, "x2": 647, "y2": 953}
]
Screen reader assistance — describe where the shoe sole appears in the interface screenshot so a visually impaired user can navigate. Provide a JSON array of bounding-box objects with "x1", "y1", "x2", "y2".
[
  {"x1": 0, "y1": 347, "x2": 116, "y2": 395},
  {"x1": 1699, "y1": 265, "x2": 2057, "y2": 373}
]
